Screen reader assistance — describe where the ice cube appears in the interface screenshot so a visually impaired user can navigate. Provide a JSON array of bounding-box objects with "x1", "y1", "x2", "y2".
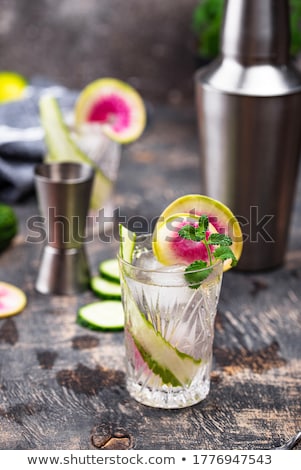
[
  {"x1": 157, "y1": 264, "x2": 186, "y2": 273},
  {"x1": 133, "y1": 250, "x2": 163, "y2": 270}
]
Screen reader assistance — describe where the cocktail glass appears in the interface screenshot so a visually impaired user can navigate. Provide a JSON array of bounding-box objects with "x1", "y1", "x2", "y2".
[
  {"x1": 71, "y1": 124, "x2": 121, "y2": 233},
  {"x1": 118, "y1": 233, "x2": 223, "y2": 409},
  {"x1": 72, "y1": 123, "x2": 121, "y2": 216}
]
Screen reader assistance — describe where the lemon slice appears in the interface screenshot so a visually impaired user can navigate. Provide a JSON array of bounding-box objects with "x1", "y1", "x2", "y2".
[
  {"x1": 153, "y1": 195, "x2": 243, "y2": 271},
  {"x1": 0, "y1": 71, "x2": 28, "y2": 103},
  {"x1": 0, "y1": 281, "x2": 27, "y2": 318},
  {"x1": 75, "y1": 78, "x2": 146, "y2": 144}
]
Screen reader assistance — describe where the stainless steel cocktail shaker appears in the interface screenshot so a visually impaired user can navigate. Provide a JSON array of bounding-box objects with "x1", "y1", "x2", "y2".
[{"x1": 195, "y1": 0, "x2": 301, "y2": 270}]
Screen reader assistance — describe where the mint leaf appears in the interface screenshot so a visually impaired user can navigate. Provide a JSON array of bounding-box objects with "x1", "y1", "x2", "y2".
[
  {"x1": 207, "y1": 233, "x2": 232, "y2": 246},
  {"x1": 195, "y1": 227, "x2": 207, "y2": 241},
  {"x1": 178, "y1": 225, "x2": 205, "y2": 242},
  {"x1": 184, "y1": 260, "x2": 212, "y2": 288},
  {"x1": 177, "y1": 213, "x2": 238, "y2": 289},
  {"x1": 178, "y1": 224, "x2": 197, "y2": 241},
  {"x1": 213, "y1": 246, "x2": 237, "y2": 267},
  {"x1": 198, "y1": 215, "x2": 209, "y2": 232}
]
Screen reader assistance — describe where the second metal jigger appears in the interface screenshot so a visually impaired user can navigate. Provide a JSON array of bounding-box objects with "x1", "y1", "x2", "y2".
[{"x1": 34, "y1": 162, "x2": 95, "y2": 295}]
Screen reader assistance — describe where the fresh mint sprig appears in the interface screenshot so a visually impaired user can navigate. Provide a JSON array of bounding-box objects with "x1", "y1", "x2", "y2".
[{"x1": 178, "y1": 215, "x2": 237, "y2": 288}]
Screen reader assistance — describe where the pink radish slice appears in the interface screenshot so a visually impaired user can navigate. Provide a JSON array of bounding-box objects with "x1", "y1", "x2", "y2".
[{"x1": 0, "y1": 281, "x2": 27, "y2": 318}]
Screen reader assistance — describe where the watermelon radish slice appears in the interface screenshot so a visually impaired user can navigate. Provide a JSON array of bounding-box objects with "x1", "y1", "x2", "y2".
[
  {"x1": 152, "y1": 194, "x2": 243, "y2": 271},
  {"x1": 75, "y1": 78, "x2": 146, "y2": 144},
  {"x1": 153, "y1": 212, "x2": 218, "y2": 266},
  {"x1": 0, "y1": 281, "x2": 27, "y2": 318}
]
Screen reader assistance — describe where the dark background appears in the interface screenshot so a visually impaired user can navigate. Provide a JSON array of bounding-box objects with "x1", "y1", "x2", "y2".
[{"x1": 0, "y1": 0, "x2": 199, "y2": 105}]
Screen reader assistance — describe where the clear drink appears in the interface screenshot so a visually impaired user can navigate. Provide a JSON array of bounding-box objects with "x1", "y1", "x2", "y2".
[
  {"x1": 118, "y1": 234, "x2": 223, "y2": 409},
  {"x1": 72, "y1": 123, "x2": 121, "y2": 216}
]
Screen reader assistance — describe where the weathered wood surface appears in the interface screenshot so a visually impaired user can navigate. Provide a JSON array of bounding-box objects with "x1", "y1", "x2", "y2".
[{"x1": 1, "y1": 106, "x2": 301, "y2": 450}]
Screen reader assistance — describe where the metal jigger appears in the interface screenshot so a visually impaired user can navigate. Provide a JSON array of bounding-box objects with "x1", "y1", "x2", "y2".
[{"x1": 34, "y1": 162, "x2": 95, "y2": 295}]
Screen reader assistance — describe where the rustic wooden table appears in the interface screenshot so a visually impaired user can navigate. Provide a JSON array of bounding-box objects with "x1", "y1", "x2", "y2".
[{"x1": 0, "y1": 106, "x2": 301, "y2": 450}]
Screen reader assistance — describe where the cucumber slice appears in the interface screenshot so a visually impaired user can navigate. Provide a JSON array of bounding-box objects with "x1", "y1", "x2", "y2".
[
  {"x1": 77, "y1": 300, "x2": 124, "y2": 331},
  {"x1": 40, "y1": 95, "x2": 94, "y2": 165},
  {"x1": 90, "y1": 276, "x2": 121, "y2": 299},
  {"x1": 99, "y1": 258, "x2": 120, "y2": 283},
  {"x1": 127, "y1": 291, "x2": 201, "y2": 386},
  {"x1": 39, "y1": 95, "x2": 112, "y2": 209},
  {"x1": 119, "y1": 224, "x2": 136, "y2": 263}
]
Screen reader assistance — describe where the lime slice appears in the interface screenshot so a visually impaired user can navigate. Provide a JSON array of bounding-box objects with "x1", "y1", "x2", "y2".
[
  {"x1": 0, "y1": 71, "x2": 28, "y2": 103},
  {"x1": 153, "y1": 194, "x2": 243, "y2": 271},
  {"x1": 39, "y1": 94, "x2": 112, "y2": 209},
  {"x1": 0, "y1": 281, "x2": 27, "y2": 318},
  {"x1": 75, "y1": 78, "x2": 146, "y2": 144}
]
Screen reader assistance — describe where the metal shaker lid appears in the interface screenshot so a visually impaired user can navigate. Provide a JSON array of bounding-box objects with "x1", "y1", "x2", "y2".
[
  {"x1": 196, "y1": 0, "x2": 301, "y2": 96},
  {"x1": 221, "y1": 0, "x2": 289, "y2": 65},
  {"x1": 196, "y1": 58, "x2": 301, "y2": 96}
]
